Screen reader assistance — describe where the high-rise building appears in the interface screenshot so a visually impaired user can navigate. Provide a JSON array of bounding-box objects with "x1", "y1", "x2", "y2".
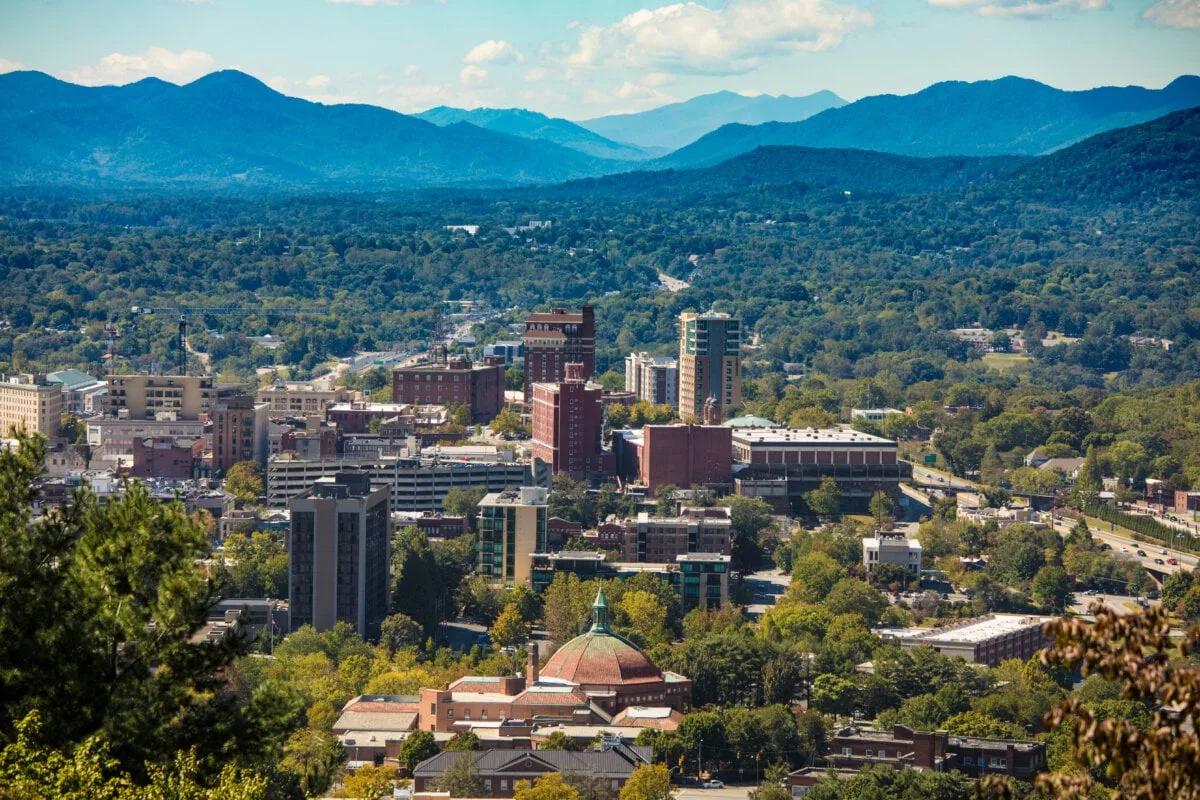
[
  {"x1": 0, "y1": 373, "x2": 63, "y2": 439},
  {"x1": 211, "y1": 389, "x2": 269, "y2": 474},
  {"x1": 523, "y1": 306, "x2": 595, "y2": 402},
  {"x1": 256, "y1": 380, "x2": 352, "y2": 416},
  {"x1": 677, "y1": 311, "x2": 741, "y2": 420},
  {"x1": 624, "y1": 352, "x2": 678, "y2": 408},
  {"x1": 392, "y1": 354, "x2": 505, "y2": 423},
  {"x1": 106, "y1": 374, "x2": 214, "y2": 420},
  {"x1": 530, "y1": 363, "x2": 603, "y2": 480},
  {"x1": 288, "y1": 472, "x2": 391, "y2": 639},
  {"x1": 477, "y1": 486, "x2": 549, "y2": 586}
]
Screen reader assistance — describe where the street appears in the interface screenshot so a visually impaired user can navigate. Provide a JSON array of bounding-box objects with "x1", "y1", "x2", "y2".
[{"x1": 676, "y1": 786, "x2": 756, "y2": 800}]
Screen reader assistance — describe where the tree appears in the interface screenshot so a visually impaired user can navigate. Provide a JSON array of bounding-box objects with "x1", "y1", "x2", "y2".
[
  {"x1": 811, "y1": 674, "x2": 858, "y2": 717},
  {"x1": 563, "y1": 771, "x2": 617, "y2": 800},
  {"x1": 822, "y1": 578, "x2": 887, "y2": 625},
  {"x1": 445, "y1": 731, "x2": 480, "y2": 751},
  {"x1": 942, "y1": 710, "x2": 1024, "y2": 739},
  {"x1": 868, "y1": 491, "x2": 896, "y2": 529},
  {"x1": 619, "y1": 764, "x2": 674, "y2": 800},
  {"x1": 1108, "y1": 440, "x2": 1148, "y2": 486},
  {"x1": 399, "y1": 730, "x2": 439, "y2": 772},
  {"x1": 490, "y1": 408, "x2": 525, "y2": 437},
  {"x1": 1006, "y1": 604, "x2": 1200, "y2": 800},
  {"x1": 1076, "y1": 444, "x2": 1103, "y2": 498},
  {"x1": 1031, "y1": 565, "x2": 1072, "y2": 610},
  {"x1": 619, "y1": 590, "x2": 668, "y2": 645},
  {"x1": 380, "y1": 612, "x2": 424, "y2": 656},
  {"x1": 491, "y1": 602, "x2": 529, "y2": 648},
  {"x1": 281, "y1": 728, "x2": 343, "y2": 798},
  {"x1": 336, "y1": 765, "x2": 403, "y2": 800},
  {"x1": 438, "y1": 754, "x2": 484, "y2": 798},
  {"x1": 516, "y1": 774, "x2": 581, "y2": 800},
  {"x1": 225, "y1": 460, "x2": 264, "y2": 505},
  {"x1": 979, "y1": 444, "x2": 1005, "y2": 487},
  {"x1": 726, "y1": 495, "x2": 775, "y2": 571},
  {"x1": 442, "y1": 487, "x2": 485, "y2": 529},
  {"x1": 539, "y1": 730, "x2": 581, "y2": 751},
  {"x1": 804, "y1": 477, "x2": 840, "y2": 519},
  {"x1": 789, "y1": 552, "x2": 846, "y2": 603}
]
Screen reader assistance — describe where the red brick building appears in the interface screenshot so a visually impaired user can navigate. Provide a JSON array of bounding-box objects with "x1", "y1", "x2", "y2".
[
  {"x1": 826, "y1": 724, "x2": 1046, "y2": 780},
  {"x1": 392, "y1": 355, "x2": 505, "y2": 423},
  {"x1": 523, "y1": 306, "x2": 595, "y2": 403},
  {"x1": 130, "y1": 435, "x2": 203, "y2": 479},
  {"x1": 531, "y1": 363, "x2": 603, "y2": 481},
  {"x1": 640, "y1": 424, "x2": 732, "y2": 494}
]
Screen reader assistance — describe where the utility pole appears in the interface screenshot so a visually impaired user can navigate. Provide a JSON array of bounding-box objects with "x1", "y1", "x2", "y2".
[{"x1": 698, "y1": 737, "x2": 702, "y2": 780}]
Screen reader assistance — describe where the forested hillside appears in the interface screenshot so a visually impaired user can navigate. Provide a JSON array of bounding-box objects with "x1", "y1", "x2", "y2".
[{"x1": 0, "y1": 107, "x2": 1196, "y2": 394}]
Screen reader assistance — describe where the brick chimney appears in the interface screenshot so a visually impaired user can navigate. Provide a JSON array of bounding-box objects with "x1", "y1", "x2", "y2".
[{"x1": 526, "y1": 641, "x2": 540, "y2": 685}]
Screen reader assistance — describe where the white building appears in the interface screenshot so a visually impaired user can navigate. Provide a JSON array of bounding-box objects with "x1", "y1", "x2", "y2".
[
  {"x1": 850, "y1": 408, "x2": 905, "y2": 422},
  {"x1": 862, "y1": 531, "x2": 922, "y2": 576},
  {"x1": 624, "y1": 352, "x2": 679, "y2": 408}
]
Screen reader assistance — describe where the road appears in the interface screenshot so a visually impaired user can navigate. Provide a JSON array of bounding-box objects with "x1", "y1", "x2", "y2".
[
  {"x1": 909, "y1": 463, "x2": 978, "y2": 490},
  {"x1": 1050, "y1": 516, "x2": 1196, "y2": 577},
  {"x1": 1068, "y1": 591, "x2": 1157, "y2": 617},
  {"x1": 676, "y1": 786, "x2": 755, "y2": 800}
]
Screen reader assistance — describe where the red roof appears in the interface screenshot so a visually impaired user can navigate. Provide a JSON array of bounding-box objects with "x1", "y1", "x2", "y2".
[{"x1": 540, "y1": 630, "x2": 663, "y2": 687}]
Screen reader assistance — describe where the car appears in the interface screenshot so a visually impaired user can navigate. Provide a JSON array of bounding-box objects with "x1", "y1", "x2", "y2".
[
  {"x1": 1154, "y1": 558, "x2": 1165, "y2": 565},
  {"x1": 1120, "y1": 546, "x2": 1129, "y2": 552},
  {"x1": 1161, "y1": 549, "x2": 1169, "y2": 555},
  {"x1": 702, "y1": 780, "x2": 725, "y2": 789},
  {"x1": 1136, "y1": 549, "x2": 1147, "y2": 557},
  {"x1": 1168, "y1": 558, "x2": 1179, "y2": 565}
]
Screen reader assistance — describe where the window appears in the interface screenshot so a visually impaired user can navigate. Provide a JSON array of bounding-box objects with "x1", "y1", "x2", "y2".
[
  {"x1": 500, "y1": 780, "x2": 509, "y2": 791},
  {"x1": 866, "y1": 749, "x2": 873, "y2": 757},
  {"x1": 841, "y1": 747, "x2": 851, "y2": 756}
]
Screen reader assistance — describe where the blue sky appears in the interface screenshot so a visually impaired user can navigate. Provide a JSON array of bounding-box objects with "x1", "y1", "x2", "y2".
[{"x1": 2, "y1": 0, "x2": 1197, "y2": 118}]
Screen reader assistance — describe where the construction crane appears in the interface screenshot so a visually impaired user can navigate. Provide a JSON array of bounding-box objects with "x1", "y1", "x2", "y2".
[{"x1": 128, "y1": 304, "x2": 324, "y2": 375}]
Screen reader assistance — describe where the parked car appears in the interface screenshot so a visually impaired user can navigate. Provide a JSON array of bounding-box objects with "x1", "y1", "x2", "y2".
[{"x1": 703, "y1": 780, "x2": 725, "y2": 789}]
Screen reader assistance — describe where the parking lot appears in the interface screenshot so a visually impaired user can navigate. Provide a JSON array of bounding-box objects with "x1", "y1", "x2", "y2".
[{"x1": 676, "y1": 786, "x2": 756, "y2": 800}]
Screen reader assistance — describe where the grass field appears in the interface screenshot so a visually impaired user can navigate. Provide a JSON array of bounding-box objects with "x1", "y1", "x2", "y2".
[{"x1": 983, "y1": 352, "x2": 1034, "y2": 372}]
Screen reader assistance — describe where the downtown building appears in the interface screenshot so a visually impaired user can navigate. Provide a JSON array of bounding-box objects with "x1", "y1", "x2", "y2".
[
  {"x1": 522, "y1": 306, "x2": 595, "y2": 403},
  {"x1": 289, "y1": 472, "x2": 391, "y2": 638},
  {"x1": 612, "y1": 423, "x2": 733, "y2": 496},
  {"x1": 267, "y1": 451, "x2": 548, "y2": 512},
  {"x1": 392, "y1": 354, "x2": 505, "y2": 424},
  {"x1": 0, "y1": 373, "x2": 63, "y2": 439},
  {"x1": 624, "y1": 352, "x2": 678, "y2": 407},
  {"x1": 210, "y1": 388, "x2": 270, "y2": 474},
  {"x1": 477, "y1": 486, "x2": 549, "y2": 586},
  {"x1": 731, "y1": 426, "x2": 912, "y2": 514},
  {"x1": 677, "y1": 311, "x2": 741, "y2": 421},
  {"x1": 530, "y1": 363, "x2": 603, "y2": 481},
  {"x1": 105, "y1": 374, "x2": 214, "y2": 420}
]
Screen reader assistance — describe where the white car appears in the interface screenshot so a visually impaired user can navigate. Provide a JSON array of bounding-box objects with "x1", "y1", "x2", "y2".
[{"x1": 702, "y1": 780, "x2": 725, "y2": 789}]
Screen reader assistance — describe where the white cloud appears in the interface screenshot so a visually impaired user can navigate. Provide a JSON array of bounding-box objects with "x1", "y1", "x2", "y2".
[
  {"x1": 928, "y1": 0, "x2": 1108, "y2": 17},
  {"x1": 524, "y1": 66, "x2": 548, "y2": 82},
  {"x1": 403, "y1": 63, "x2": 420, "y2": 77},
  {"x1": 566, "y1": 0, "x2": 872, "y2": 76},
  {"x1": 1142, "y1": 0, "x2": 1200, "y2": 28},
  {"x1": 305, "y1": 74, "x2": 332, "y2": 89},
  {"x1": 0, "y1": 57, "x2": 24, "y2": 74},
  {"x1": 459, "y1": 64, "x2": 487, "y2": 85},
  {"x1": 463, "y1": 39, "x2": 524, "y2": 65},
  {"x1": 64, "y1": 46, "x2": 215, "y2": 85}
]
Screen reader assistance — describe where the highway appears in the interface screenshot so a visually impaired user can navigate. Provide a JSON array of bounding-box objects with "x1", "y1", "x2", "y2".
[{"x1": 1049, "y1": 516, "x2": 1195, "y2": 577}]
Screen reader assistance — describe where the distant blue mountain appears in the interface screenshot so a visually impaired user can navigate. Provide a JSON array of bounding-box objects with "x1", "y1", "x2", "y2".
[
  {"x1": 578, "y1": 89, "x2": 847, "y2": 152},
  {"x1": 416, "y1": 106, "x2": 650, "y2": 161},
  {"x1": 658, "y1": 76, "x2": 1200, "y2": 169},
  {"x1": 0, "y1": 70, "x2": 623, "y2": 189}
]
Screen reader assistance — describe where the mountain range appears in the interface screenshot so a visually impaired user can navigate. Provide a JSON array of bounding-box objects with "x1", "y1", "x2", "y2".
[
  {"x1": 0, "y1": 70, "x2": 615, "y2": 188},
  {"x1": 577, "y1": 89, "x2": 847, "y2": 152},
  {"x1": 0, "y1": 69, "x2": 1197, "y2": 192},
  {"x1": 657, "y1": 75, "x2": 1200, "y2": 169},
  {"x1": 416, "y1": 106, "x2": 650, "y2": 161}
]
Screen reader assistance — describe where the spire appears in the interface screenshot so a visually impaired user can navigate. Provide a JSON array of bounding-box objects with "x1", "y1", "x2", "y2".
[{"x1": 590, "y1": 587, "x2": 611, "y2": 633}]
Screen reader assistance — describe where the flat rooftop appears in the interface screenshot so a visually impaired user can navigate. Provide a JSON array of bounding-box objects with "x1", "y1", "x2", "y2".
[
  {"x1": 731, "y1": 427, "x2": 896, "y2": 446},
  {"x1": 877, "y1": 614, "x2": 1054, "y2": 645}
]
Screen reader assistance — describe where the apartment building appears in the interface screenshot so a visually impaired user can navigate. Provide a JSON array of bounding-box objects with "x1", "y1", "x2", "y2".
[
  {"x1": 678, "y1": 311, "x2": 741, "y2": 421},
  {"x1": 530, "y1": 363, "x2": 603, "y2": 480},
  {"x1": 105, "y1": 374, "x2": 213, "y2": 420},
  {"x1": 211, "y1": 390, "x2": 269, "y2": 473},
  {"x1": 391, "y1": 355, "x2": 505, "y2": 423},
  {"x1": 289, "y1": 472, "x2": 391, "y2": 638},
  {"x1": 478, "y1": 487, "x2": 549, "y2": 586},
  {"x1": 862, "y1": 531, "x2": 923, "y2": 577},
  {"x1": 624, "y1": 352, "x2": 678, "y2": 407},
  {"x1": 874, "y1": 614, "x2": 1055, "y2": 668},
  {"x1": 827, "y1": 724, "x2": 1046, "y2": 780},
  {"x1": 617, "y1": 506, "x2": 732, "y2": 563},
  {"x1": 0, "y1": 373, "x2": 62, "y2": 439},
  {"x1": 523, "y1": 306, "x2": 595, "y2": 403},
  {"x1": 257, "y1": 380, "x2": 351, "y2": 415}
]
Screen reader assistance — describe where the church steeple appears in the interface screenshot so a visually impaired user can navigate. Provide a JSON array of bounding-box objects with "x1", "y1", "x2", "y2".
[{"x1": 590, "y1": 587, "x2": 611, "y2": 633}]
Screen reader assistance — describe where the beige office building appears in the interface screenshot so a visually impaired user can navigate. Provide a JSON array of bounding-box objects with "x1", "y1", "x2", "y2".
[
  {"x1": 257, "y1": 380, "x2": 352, "y2": 415},
  {"x1": 106, "y1": 374, "x2": 214, "y2": 420},
  {"x1": 0, "y1": 374, "x2": 62, "y2": 439},
  {"x1": 478, "y1": 486, "x2": 549, "y2": 586},
  {"x1": 678, "y1": 311, "x2": 741, "y2": 421}
]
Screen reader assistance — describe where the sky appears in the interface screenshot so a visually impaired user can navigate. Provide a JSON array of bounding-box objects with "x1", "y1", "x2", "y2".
[{"x1": 1, "y1": 0, "x2": 1198, "y2": 119}]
